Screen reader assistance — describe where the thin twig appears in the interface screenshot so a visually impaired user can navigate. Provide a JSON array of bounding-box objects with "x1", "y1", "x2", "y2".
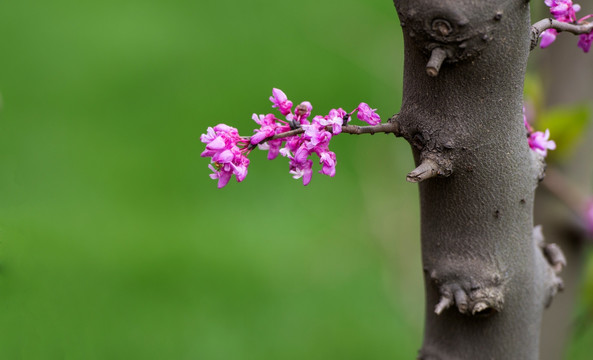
[
  {"x1": 541, "y1": 167, "x2": 589, "y2": 216},
  {"x1": 262, "y1": 122, "x2": 399, "y2": 143},
  {"x1": 540, "y1": 167, "x2": 593, "y2": 243},
  {"x1": 530, "y1": 18, "x2": 593, "y2": 50}
]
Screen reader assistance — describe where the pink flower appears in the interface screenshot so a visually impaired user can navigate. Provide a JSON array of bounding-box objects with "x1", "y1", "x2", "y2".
[
  {"x1": 208, "y1": 156, "x2": 249, "y2": 189},
  {"x1": 270, "y1": 88, "x2": 293, "y2": 116},
  {"x1": 250, "y1": 113, "x2": 278, "y2": 145},
  {"x1": 528, "y1": 129, "x2": 557, "y2": 157},
  {"x1": 206, "y1": 152, "x2": 251, "y2": 189},
  {"x1": 356, "y1": 102, "x2": 381, "y2": 125},
  {"x1": 264, "y1": 139, "x2": 284, "y2": 160},
  {"x1": 201, "y1": 124, "x2": 251, "y2": 188},
  {"x1": 329, "y1": 108, "x2": 348, "y2": 123},
  {"x1": 250, "y1": 114, "x2": 279, "y2": 145},
  {"x1": 278, "y1": 116, "x2": 338, "y2": 185},
  {"x1": 316, "y1": 110, "x2": 344, "y2": 135},
  {"x1": 208, "y1": 164, "x2": 233, "y2": 189},
  {"x1": 282, "y1": 145, "x2": 314, "y2": 186},
  {"x1": 201, "y1": 90, "x2": 384, "y2": 187},
  {"x1": 294, "y1": 101, "x2": 312, "y2": 123},
  {"x1": 540, "y1": 29, "x2": 558, "y2": 48},
  {"x1": 578, "y1": 31, "x2": 593, "y2": 53},
  {"x1": 284, "y1": 135, "x2": 304, "y2": 154},
  {"x1": 251, "y1": 113, "x2": 292, "y2": 160},
  {"x1": 302, "y1": 121, "x2": 332, "y2": 150},
  {"x1": 201, "y1": 125, "x2": 239, "y2": 158},
  {"x1": 289, "y1": 159, "x2": 313, "y2": 186},
  {"x1": 545, "y1": 0, "x2": 580, "y2": 22},
  {"x1": 541, "y1": 0, "x2": 593, "y2": 52},
  {"x1": 523, "y1": 104, "x2": 536, "y2": 133},
  {"x1": 318, "y1": 151, "x2": 337, "y2": 177},
  {"x1": 293, "y1": 144, "x2": 311, "y2": 164}
]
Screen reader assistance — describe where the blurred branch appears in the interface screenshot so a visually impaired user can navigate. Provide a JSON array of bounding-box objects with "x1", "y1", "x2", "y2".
[{"x1": 541, "y1": 167, "x2": 591, "y2": 240}]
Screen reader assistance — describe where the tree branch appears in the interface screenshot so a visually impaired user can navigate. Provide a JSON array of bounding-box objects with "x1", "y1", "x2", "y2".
[
  {"x1": 341, "y1": 122, "x2": 400, "y2": 135},
  {"x1": 426, "y1": 47, "x2": 448, "y2": 77},
  {"x1": 254, "y1": 121, "x2": 400, "y2": 145},
  {"x1": 407, "y1": 158, "x2": 441, "y2": 183},
  {"x1": 541, "y1": 167, "x2": 589, "y2": 216},
  {"x1": 530, "y1": 18, "x2": 593, "y2": 50}
]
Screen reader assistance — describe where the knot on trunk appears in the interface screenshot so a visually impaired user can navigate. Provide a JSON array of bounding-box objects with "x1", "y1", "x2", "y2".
[
  {"x1": 407, "y1": 156, "x2": 452, "y2": 183},
  {"x1": 428, "y1": 265, "x2": 505, "y2": 316},
  {"x1": 533, "y1": 225, "x2": 565, "y2": 307},
  {"x1": 395, "y1": 2, "x2": 503, "y2": 76}
]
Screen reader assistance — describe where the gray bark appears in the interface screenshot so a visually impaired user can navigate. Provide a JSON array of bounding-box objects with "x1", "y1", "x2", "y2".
[{"x1": 390, "y1": 1, "x2": 563, "y2": 358}]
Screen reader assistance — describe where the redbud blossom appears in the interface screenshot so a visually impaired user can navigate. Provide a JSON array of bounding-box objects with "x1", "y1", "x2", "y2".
[
  {"x1": 523, "y1": 104, "x2": 556, "y2": 158},
  {"x1": 201, "y1": 125, "x2": 251, "y2": 188},
  {"x1": 545, "y1": 0, "x2": 580, "y2": 22},
  {"x1": 251, "y1": 113, "x2": 279, "y2": 145},
  {"x1": 356, "y1": 102, "x2": 381, "y2": 126},
  {"x1": 523, "y1": 105, "x2": 535, "y2": 133},
  {"x1": 202, "y1": 88, "x2": 383, "y2": 187},
  {"x1": 329, "y1": 108, "x2": 348, "y2": 123},
  {"x1": 578, "y1": 31, "x2": 593, "y2": 52},
  {"x1": 540, "y1": 29, "x2": 558, "y2": 48},
  {"x1": 315, "y1": 115, "x2": 340, "y2": 135},
  {"x1": 541, "y1": 0, "x2": 593, "y2": 52},
  {"x1": 318, "y1": 151, "x2": 337, "y2": 177},
  {"x1": 295, "y1": 101, "x2": 312, "y2": 123},
  {"x1": 302, "y1": 121, "x2": 332, "y2": 149},
  {"x1": 270, "y1": 88, "x2": 293, "y2": 116},
  {"x1": 528, "y1": 129, "x2": 557, "y2": 157},
  {"x1": 289, "y1": 158, "x2": 313, "y2": 186}
]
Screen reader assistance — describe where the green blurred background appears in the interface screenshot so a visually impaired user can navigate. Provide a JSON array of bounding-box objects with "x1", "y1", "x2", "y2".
[{"x1": 0, "y1": 0, "x2": 590, "y2": 359}]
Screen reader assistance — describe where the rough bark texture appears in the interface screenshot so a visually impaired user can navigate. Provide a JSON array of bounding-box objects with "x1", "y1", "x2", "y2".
[{"x1": 391, "y1": 1, "x2": 562, "y2": 358}]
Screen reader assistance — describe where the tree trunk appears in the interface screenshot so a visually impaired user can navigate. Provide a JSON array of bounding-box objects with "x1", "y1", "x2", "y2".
[{"x1": 390, "y1": 1, "x2": 562, "y2": 358}]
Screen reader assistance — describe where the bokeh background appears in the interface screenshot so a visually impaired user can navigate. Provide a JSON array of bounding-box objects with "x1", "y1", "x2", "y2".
[{"x1": 0, "y1": 1, "x2": 590, "y2": 359}]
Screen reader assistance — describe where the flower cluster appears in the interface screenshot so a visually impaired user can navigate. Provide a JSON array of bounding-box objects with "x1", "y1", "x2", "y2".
[
  {"x1": 201, "y1": 88, "x2": 382, "y2": 188},
  {"x1": 524, "y1": 106, "x2": 557, "y2": 157},
  {"x1": 201, "y1": 124, "x2": 251, "y2": 188},
  {"x1": 540, "y1": 0, "x2": 593, "y2": 52}
]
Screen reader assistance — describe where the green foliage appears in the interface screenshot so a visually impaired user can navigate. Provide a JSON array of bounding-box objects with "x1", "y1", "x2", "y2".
[
  {"x1": 0, "y1": 0, "x2": 423, "y2": 359},
  {"x1": 524, "y1": 74, "x2": 591, "y2": 161},
  {"x1": 567, "y1": 249, "x2": 593, "y2": 360},
  {"x1": 0, "y1": 1, "x2": 590, "y2": 359},
  {"x1": 581, "y1": 251, "x2": 593, "y2": 315},
  {"x1": 523, "y1": 74, "x2": 545, "y2": 111},
  {"x1": 538, "y1": 105, "x2": 591, "y2": 161}
]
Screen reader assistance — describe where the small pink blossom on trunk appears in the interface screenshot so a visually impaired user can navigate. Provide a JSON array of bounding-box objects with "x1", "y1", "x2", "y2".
[{"x1": 528, "y1": 129, "x2": 557, "y2": 157}]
